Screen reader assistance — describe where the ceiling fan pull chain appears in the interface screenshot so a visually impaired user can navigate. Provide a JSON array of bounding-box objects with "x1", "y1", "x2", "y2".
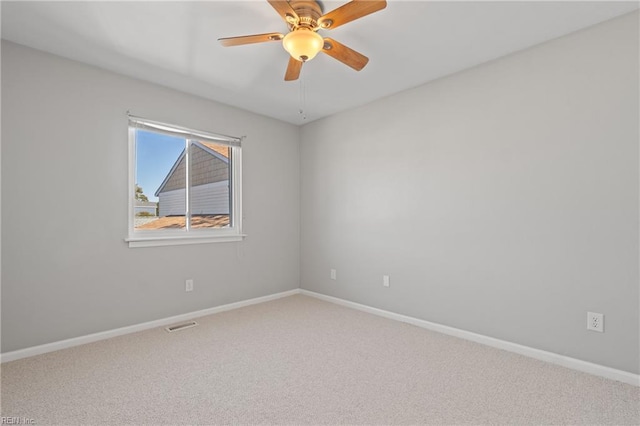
[{"x1": 299, "y1": 78, "x2": 307, "y2": 121}]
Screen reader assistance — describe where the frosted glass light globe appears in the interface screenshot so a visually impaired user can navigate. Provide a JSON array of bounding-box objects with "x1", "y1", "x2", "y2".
[{"x1": 283, "y1": 29, "x2": 324, "y2": 62}]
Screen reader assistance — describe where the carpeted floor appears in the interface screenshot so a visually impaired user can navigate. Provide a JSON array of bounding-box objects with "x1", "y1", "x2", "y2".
[{"x1": 1, "y1": 294, "x2": 639, "y2": 425}]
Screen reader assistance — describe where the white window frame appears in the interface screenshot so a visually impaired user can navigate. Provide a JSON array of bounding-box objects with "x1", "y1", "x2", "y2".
[{"x1": 126, "y1": 115, "x2": 244, "y2": 248}]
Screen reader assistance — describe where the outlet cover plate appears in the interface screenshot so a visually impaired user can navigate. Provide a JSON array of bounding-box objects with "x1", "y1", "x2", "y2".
[
  {"x1": 383, "y1": 275, "x2": 390, "y2": 287},
  {"x1": 587, "y1": 311, "x2": 603, "y2": 332}
]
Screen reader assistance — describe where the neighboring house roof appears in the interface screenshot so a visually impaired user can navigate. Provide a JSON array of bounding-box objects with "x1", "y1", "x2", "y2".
[
  {"x1": 135, "y1": 214, "x2": 229, "y2": 230},
  {"x1": 154, "y1": 141, "x2": 230, "y2": 197},
  {"x1": 199, "y1": 141, "x2": 229, "y2": 159}
]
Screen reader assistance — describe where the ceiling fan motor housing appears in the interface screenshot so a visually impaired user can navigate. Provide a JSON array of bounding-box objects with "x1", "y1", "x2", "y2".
[{"x1": 287, "y1": 0, "x2": 323, "y2": 30}]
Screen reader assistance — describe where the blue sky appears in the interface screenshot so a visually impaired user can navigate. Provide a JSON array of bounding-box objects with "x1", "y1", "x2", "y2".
[{"x1": 135, "y1": 130, "x2": 185, "y2": 202}]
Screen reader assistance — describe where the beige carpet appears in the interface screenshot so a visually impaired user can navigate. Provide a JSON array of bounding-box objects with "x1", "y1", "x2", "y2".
[{"x1": 1, "y1": 295, "x2": 639, "y2": 425}]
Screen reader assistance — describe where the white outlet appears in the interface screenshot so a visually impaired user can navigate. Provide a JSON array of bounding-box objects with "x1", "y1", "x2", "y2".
[
  {"x1": 185, "y1": 279, "x2": 194, "y2": 292},
  {"x1": 587, "y1": 312, "x2": 603, "y2": 332},
  {"x1": 330, "y1": 269, "x2": 337, "y2": 280},
  {"x1": 383, "y1": 275, "x2": 390, "y2": 287}
]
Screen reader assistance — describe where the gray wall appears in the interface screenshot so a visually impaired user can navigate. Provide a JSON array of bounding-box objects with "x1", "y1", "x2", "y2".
[
  {"x1": 1, "y1": 41, "x2": 300, "y2": 353},
  {"x1": 300, "y1": 12, "x2": 639, "y2": 374}
]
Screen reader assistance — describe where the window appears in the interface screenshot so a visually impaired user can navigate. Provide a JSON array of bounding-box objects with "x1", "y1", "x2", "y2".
[{"x1": 126, "y1": 115, "x2": 243, "y2": 247}]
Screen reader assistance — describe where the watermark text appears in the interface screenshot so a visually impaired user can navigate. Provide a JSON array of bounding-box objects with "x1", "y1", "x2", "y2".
[{"x1": 1, "y1": 417, "x2": 35, "y2": 425}]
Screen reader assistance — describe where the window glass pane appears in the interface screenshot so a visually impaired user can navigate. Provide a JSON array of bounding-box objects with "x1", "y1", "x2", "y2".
[
  {"x1": 134, "y1": 130, "x2": 186, "y2": 230},
  {"x1": 189, "y1": 141, "x2": 231, "y2": 229}
]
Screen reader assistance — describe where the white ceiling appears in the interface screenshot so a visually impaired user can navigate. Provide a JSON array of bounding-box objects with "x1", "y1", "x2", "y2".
[{"x1": 2, "y1": 1, "x2": 637, "y2": 125}]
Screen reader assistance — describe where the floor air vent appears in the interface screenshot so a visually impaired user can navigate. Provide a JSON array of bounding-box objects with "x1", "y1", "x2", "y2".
[{"x1": 165, "y1": 321, "x2": 198, "y2": 332}]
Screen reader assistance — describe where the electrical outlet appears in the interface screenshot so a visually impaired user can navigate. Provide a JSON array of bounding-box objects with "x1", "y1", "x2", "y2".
[
  {"x1": 383, "y1": 275, "x2": 390, "y2": 287},
  {"x1": 185, "y1": 279, "x2": 194, "y2": 292},
  {"x1": 587, "y1": 312, "x2": 603, "y2": 332},
  {"x1": 330, "y1": 269, "x2": 337, "y2": 280}
]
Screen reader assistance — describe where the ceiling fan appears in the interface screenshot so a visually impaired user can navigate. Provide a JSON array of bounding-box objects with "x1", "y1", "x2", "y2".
[{"x1": 218, "y1": 0, "x2": 387, "y2": 81}]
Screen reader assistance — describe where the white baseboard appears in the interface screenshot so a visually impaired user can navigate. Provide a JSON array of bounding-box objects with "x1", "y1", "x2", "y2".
[
  {"x1": 4, "y1": 287, "x2": 638, "y2": 387},
  {"x1": 300, "y1": 289, "x2": 640, "y2": 387},
  {"x1": 0, "y1": 289, "x2": 300, "y2": 363}
]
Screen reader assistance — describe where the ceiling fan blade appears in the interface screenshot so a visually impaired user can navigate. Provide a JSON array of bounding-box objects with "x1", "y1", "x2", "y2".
[
  {"x1": 284, "y1": 56, "x2": 303, "y2": 81},
  {"x1": 318, "y1": 0, "x2": 387, "y2": 30},
  {"x1": 267, "y1": 0, "x2": 300, "y2": 26},
  {"x1": 218, "y1": 33, "x2": 284, "y2": 47},
  {"x1": 322, "y1": 38, "x2": 369, "y2": 71}
]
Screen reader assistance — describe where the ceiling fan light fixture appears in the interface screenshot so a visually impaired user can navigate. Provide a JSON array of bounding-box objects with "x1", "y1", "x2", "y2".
[
  {"x1": 219, "y1": 0, "x2": 387, "y2": 80},
  {"x1": 282, "y1": 29, "x2": 323, "y2": 62}
]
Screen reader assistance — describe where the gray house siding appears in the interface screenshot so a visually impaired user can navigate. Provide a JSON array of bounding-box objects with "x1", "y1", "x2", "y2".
[
  {"x1": 155, "y1": 142, "x2": 230, "y2": 217},
  {"x1": 159, "y1": 181, "x2": 229, "y2": 216},
  {"x1": 161, "y1": 144, "x2": 229, "y2": 193}
]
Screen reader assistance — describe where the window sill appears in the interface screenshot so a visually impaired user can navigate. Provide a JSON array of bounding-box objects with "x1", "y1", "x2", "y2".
[{"x1": 125, "y1": 234, "x2": 246, "y2": 248}]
